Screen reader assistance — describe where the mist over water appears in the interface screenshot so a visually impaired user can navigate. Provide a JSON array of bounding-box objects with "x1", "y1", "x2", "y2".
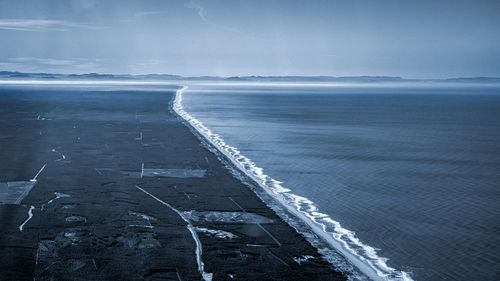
[{"x1": 181, "y1": 84, "x2": 500, "y2": 280}]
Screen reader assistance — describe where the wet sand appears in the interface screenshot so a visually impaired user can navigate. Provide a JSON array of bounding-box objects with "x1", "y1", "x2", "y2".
[{"x1": 0, "y1": 86, "x2": 347, "y2": 280}]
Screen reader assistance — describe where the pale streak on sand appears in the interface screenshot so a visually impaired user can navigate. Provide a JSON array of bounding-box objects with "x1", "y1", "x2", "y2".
[
  {"x1": 128, "y1": 211, "x2": 155, "y2": 229},
  {"x1": 35, "y1": 246, "x2": 40, "y2": 267},
  {"x1": 134, "y1": 130, "x2": 143, "y2": 141},
  {"x1": 13, "y1": 182, "x2": 37, "y2": 205},
  {"x1": 195, "y1": 227, "x2": 237, "y2": 240},
  {"x1": 34, "y1": 246, "x2": 40, "y2": 281},
  {"x1": 266, "y1": 248, "x2": 289, "y2": 266},
  {"x1": 13, "y1": 164, "x2": 46, "y2": 232},
  {"x1": 228, "y1": 197, "x2": 282, "y2": 247},
  {"x1": 176, "y1": 269, "x2": 183, "y2": 281},
  {"x1": 52, "y1": 148, "x2": 66, "y2": 161},
  {"x1": 43, "y1": 192, "x2": 71, "y2": 210},
  {"x1": 55, "y1": 154, "x2": 66, "y2": 162},
  {"x1": 32, "y1": 163, "x2": 47, "y2": 181},
  {"x1": 135, "y1": 185, "x2": 213, "y2": 281},
  {"x1": 19, "y1": 205, "x2": 35, "y2": 232}
]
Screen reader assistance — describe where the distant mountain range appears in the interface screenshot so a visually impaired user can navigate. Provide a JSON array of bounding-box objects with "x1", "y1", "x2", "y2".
[{"x1": 1, "y1": 71, "x2": 500, "y2": 83}]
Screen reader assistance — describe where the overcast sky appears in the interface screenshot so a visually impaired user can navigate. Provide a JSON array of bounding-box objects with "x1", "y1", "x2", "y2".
[{"x1": 0, "y1": 0, "x2": 499, "y2": 78}]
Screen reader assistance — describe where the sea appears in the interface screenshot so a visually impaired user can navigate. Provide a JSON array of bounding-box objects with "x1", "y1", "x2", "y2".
[{"x1": 177, "y1": 82, "x2": 500, "y2": 281}]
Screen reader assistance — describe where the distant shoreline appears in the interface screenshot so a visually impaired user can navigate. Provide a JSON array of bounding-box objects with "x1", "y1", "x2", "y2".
[{"x1": 1, "y1": 70, "x2": 500, "y2": 84}]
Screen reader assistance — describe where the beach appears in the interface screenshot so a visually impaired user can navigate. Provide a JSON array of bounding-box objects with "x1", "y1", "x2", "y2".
[{"x1": 0, "y1": 85, "x2": 347, "y2": 281}]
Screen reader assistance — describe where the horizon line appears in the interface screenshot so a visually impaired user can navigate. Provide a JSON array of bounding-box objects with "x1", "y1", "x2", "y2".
[{"x1": 1, "y1": 70, "x2": 500, "y2": 81}]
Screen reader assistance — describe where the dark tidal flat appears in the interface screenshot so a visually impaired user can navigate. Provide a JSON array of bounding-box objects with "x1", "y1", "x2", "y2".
[{"x1": 0, "y1": 87, "x2": 346, "y2": 281}]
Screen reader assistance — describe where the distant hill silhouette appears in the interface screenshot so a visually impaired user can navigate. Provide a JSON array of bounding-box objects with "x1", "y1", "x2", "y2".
[{"x1": 1, "y1": 71, "x2": 499, "y2": 84}]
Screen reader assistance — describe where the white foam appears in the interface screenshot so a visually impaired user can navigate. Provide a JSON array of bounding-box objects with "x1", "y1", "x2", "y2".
[{"x1": 174, "y1": 86, "x2": 414, "y2": 281}]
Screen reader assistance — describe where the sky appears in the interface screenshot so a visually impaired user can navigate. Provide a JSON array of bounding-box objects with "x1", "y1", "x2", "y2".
[{"x1": 0, "y1": 0, "x2": 499, "y2": 78}]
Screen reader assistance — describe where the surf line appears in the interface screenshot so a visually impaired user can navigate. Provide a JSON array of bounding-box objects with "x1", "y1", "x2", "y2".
[
  {"x1": 173, "y1": 86, "x2": 413, "y2": 281},
  {"x1": 135, "y1": 185, "x2": 213, "y2": 281}
]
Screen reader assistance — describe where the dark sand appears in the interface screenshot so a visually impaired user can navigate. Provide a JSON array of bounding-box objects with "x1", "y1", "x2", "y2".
[{"x1": 0, "y1": 86, "x2": 347, "y2": 280}]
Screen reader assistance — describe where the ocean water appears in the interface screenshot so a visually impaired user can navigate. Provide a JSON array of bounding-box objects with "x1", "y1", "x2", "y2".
[{"x1": 178, "y1": 83, "x2": 500, "y2": 281}]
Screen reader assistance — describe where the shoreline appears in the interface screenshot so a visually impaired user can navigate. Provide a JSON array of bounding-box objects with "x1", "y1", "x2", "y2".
[{"x1": 173, "y1": 86, "x2": 413, "y2": 281}]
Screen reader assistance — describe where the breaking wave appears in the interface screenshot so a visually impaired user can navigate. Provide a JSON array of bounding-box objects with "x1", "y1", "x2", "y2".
[{"x1": 173, "y1": 86, "x2": 414, "y2": 281}]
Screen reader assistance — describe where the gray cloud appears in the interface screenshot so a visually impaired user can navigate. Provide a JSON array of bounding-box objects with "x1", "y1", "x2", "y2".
[
  {"x1": 185, "y1": 0, "x2": 206, "y2": 23},
  {"x1": 0, "y1": 57, "x2": 102, "y2": 73},
  {"x1": 184, "y1": 0, "x2": 253, "y2": 40},
  {"x1": 0, "y1": 0, "x2": 498, "y2": 77},
  {"x1": 9, "y1": 57, "x2": 75, "y2": 66},
  {"x1": 0, "y1": 19, "x2": 102, "y2": 32},
  {"x1": 133, "y1": 11, "x2": 167, "y2": 18},
  {"x1": 70, "y1": 0, "x2": 99, "y2": 10},
  {"x1": 185, "y1": 0, "x2": 208, "y2": 23}
]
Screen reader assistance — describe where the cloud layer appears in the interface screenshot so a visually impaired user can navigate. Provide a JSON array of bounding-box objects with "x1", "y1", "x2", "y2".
[
  {"x1": 0, "y1": 19, "x2": 100, "y2": 32},
  {"x1": 0, "y1": 0, "x2": 498, "y2": 77}
]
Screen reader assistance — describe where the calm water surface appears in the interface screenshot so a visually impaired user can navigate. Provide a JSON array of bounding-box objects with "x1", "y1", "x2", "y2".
[{"x1": 181, "y1": 84, "x2": 500, "y2": 280}]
